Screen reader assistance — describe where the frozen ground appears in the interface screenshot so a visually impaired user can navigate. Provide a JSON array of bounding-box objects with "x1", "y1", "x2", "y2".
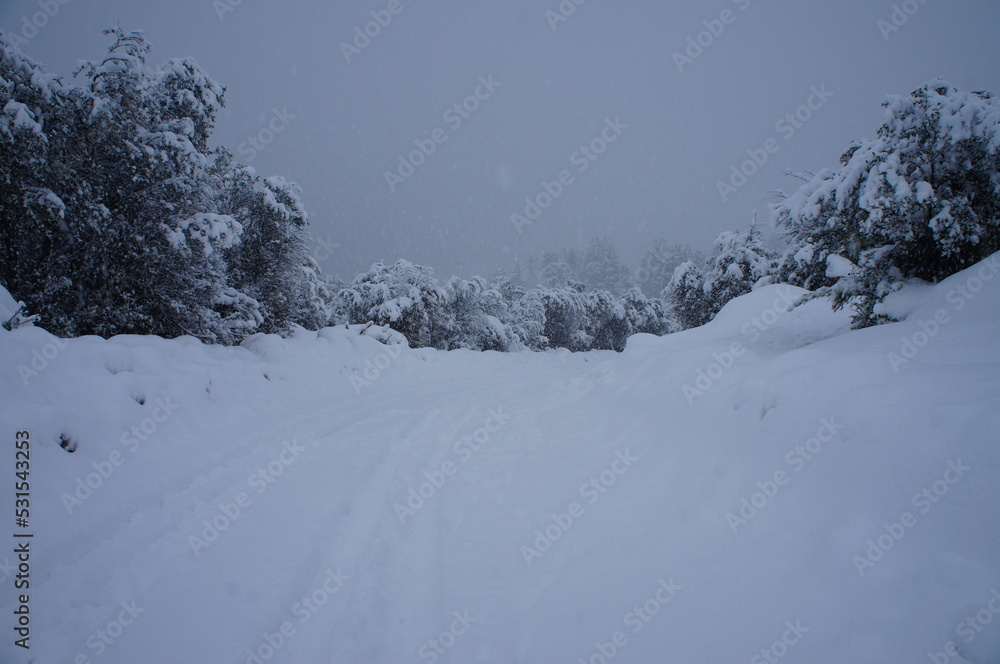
[{"x1": 2, "y1": 255, "x2": 999, "y2": 664}]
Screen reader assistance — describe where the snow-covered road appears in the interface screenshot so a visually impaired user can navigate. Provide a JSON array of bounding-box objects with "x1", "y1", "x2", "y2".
[{"x1": 3, "y1": 262, "x2": 1000, "y2": 664}]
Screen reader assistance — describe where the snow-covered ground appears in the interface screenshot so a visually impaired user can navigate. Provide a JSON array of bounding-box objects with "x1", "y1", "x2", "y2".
[{"x1": 2, "y1": 255, "x2": 1000, "y2": 664}]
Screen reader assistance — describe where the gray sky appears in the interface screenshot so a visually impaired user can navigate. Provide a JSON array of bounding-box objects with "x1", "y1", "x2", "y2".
[{"x1": 3, "y1": 0, "x2": 999, "y2": 281}]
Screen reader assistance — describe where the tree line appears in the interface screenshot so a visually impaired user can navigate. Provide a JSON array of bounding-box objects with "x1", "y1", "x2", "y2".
[{"x1": 2, "y1": 31, "x2": 998, "y2": 350}]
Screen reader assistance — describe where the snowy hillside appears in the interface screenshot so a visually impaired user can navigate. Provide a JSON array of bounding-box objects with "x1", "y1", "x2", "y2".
[{"x1": 2, "y1": 255, "x2": 1000, "y2": 664}]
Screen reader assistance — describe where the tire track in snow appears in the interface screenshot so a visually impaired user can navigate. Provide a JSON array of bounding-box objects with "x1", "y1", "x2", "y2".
[{"x1": 309, "y1": 367, "x2": 608, "y2": 664}]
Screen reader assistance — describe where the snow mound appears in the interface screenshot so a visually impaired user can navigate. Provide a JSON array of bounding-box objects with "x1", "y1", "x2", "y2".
[{"x1": 1, "y1": 254, "x2": 999, "y2": 664}]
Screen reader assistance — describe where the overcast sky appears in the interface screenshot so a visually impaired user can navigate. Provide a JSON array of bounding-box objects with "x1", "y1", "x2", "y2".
[{"x1": 3, "y1": 0, "x2": 999, "y2": 281}]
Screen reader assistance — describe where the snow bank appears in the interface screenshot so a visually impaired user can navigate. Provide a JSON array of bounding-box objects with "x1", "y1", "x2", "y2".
[{"x1": 1, "y1": 255, "x2": 998, "y2": 664}]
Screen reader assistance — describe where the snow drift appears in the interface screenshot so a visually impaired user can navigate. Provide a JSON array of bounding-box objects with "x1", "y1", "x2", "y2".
[{"x1": 1, "y1": 254, "x2": 999, "y2": 664}]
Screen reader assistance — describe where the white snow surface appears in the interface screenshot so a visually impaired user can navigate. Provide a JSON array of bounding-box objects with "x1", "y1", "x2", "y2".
[{"x1": 2, "y1": 255, "x2": 1000, "y2": 664}]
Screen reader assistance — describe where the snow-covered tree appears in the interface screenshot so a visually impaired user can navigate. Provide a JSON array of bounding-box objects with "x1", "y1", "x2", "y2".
[
  {"x1": 0, "y1": 29, "x2": 337, "y2": 342},
  {"x1": 338, "y1": 260, "x2": 449, "y2": 348},
  {"x1": 582, "y1": 236, "x2": 630, "y2": 294},
  {"x1": 501, "y1": 281, "x2": 547, "y2": 350},
  {"x1": 0, "y1": 33, "x2": 74, "y2": 331},
  {"x1": 703, "y1": 224, "x2": 774, "y2": 313},
  {"x1": 775, "y1": 80, "x2": 1000, "y2": 326},
  {"x1": 620, "y1": 288, "x2": 674, "y2": 337},
  {"x1": 540, "y1": 250, "x2": 574, "y2": 289},
  {"x1": 635, "y1": 240, "x2": 701, "y2": 298},
  {"x1": 335, "y1": 263, "x2": 674, "y2": 352},
  {"x1": 583, "y1": 289, "x2": 629, "y2": 351},
  {"x1": 531, "y1": 287, "x2": 589, "y2": 351},
  {"x1": 73, "y1": 29, "x2": 262, "y2": 341},
  {"x1": 219, "y1": 160, "x2": 331, "y2": 334},
  {"x1": 442, "y1": 276, "x2": 514, "y2": 351},
  {"x1": 664, "y1": 225, "x2": 773, "y2": 330},
  {"x1": 667, "y1": 261, "x2": 711, "y2": 330}
]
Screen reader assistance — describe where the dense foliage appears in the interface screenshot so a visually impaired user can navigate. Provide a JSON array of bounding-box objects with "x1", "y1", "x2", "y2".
[
  {"x1": 775, "y1": 80, "x2": 1000, "y2": 326},
  {"x1": 0, "y1": 29, "x2": 333, "y2": 342},
  {"x1": 2, "y1": 31, "x2": 995, "y2": 346},
  {"x1": 336, "y1": 261, "x2": 673, "y2": 352}
]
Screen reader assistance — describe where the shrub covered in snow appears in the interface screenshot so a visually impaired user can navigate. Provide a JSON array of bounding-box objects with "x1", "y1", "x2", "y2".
[
  {"x1": 775, "y1": 80, "x2": 1000, "y2": 326},
  {"x1": 335, "y1": 261, "x2": 674, "y2": 352},
  {"x1": 0, "y1": 30, "x2": 331, "y2": 342},
  {"x1": 667, "y1": 224, "x2": 774, "y2": 330}
]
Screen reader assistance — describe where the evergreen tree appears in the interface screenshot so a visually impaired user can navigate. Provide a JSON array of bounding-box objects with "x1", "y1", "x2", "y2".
[
  {"x1": 0, "y1": 33, "x2": 74, "y2": 331},
  {"x1": 582, "y1": 236, "x2": 630, "y2": 294},
  {"x1": 540, "y1": 250, "x2": 573, "y2": 289},
  {"x1": 338, "y1": 260, "x2": 448, "y2": 348},
  {"x1": 71, "y1": 29, "x2": 260, "y2": 341},
  {"x1": 219, "y1": 158, "x2": 327, "y2": 334},
  {"x1": 535, "y1": 287, "x2": 590, "y2": 351},
  {"x1": 620, "y1": 288, "x2": 674, "y2": 337},
  {"x1": 635, "y1": 240, "x2": 700, "y2": 298},
  {"x1": 775, "y1": 80, "x2": 1000, "y2": 326},
  {"x1": 583, "y1": 289, "x2": 629, "y2": 351},
  {"x1": 0, "y1": 29, "x2": 335, "y2": 342},
  {"x1": 702, "y1": 224, "x2": 774, "y2": 314},
  {"x1": 442, "y1": 276, "x2": 513, "y2": 351},
  {"x1": 667, "y1": 261, "x2": 711, "y2": 330},
  {"x1": 501, "y1": 282, "x2": 547, "y2": 351}
]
